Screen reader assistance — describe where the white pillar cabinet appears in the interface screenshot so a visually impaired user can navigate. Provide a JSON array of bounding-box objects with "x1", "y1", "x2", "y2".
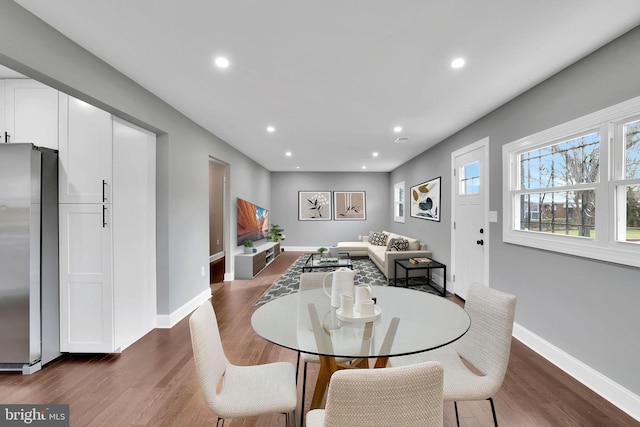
[{"x1": 58, "y1": 94, "x2": 156, "y2": 353}]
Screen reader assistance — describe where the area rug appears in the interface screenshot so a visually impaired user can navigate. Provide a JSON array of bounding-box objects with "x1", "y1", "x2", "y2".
[{"x1": 254, "y1": 254, "x2": 450, "y2": 305}]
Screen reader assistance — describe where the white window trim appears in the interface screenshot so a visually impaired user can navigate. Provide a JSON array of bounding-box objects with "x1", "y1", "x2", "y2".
[
  {"x1": 502, "y1": 95, "x2": 640, "y2": 268},
  {"x1": 394, "y1": 181, "x2": 405, "y2": 223}
]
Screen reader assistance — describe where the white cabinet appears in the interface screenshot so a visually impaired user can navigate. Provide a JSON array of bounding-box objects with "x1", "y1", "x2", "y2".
[
  {"x1": 59, "y1": 204, "x2": 114, "y2": 353},
  {"x1": 2, "y1": 79, "x2": 59, "y2": 149},
  {"x1": 58, "y1": 95, "x2": 112, "y2": 203},
  {"x1": 234, "y1": 242, "x2": 280, "y2": 279},
  {"x1": 59, "y1": 97, "x2": 156, "y2": 353},
  {"x1": 112, "y1": 118, "x2": 156, "y2": 351}
]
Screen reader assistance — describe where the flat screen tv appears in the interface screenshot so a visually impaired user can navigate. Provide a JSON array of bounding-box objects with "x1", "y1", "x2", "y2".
[{"x1": 237, "y1": 198, "x2": 269, "y2": 247}]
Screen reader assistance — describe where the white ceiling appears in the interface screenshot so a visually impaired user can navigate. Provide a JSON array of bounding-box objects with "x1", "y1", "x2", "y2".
[{"x1": 13, "y1": 0, "x2": 640, "y2": 172}]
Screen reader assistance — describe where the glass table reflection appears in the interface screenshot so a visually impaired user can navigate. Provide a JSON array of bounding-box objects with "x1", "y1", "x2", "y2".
[{"x1": 251, "y1": 286, "x2": 470, "y2": 409}]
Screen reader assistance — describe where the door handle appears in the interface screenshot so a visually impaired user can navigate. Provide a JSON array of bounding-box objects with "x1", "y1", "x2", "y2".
[
  {"x1": 476, "y1": 239, "x2": 484, "y2": 246},
  {"x1": 103, "y1": 205, "x2": 107, "y2": 228}
]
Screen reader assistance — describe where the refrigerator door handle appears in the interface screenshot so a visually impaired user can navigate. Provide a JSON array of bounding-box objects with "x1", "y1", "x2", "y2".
[{"x1": 102, "y1": 180, "x2": 107, "y2": 202}]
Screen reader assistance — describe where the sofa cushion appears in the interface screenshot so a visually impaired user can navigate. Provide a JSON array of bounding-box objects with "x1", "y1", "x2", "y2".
[
  {"x1": 370, "y1": 232, "x2": 388, "y2": 246},
  {"x1": 368, "y1": 244, "x2": 386, "y2": 264},
  {"x1": 403, "y1": 236, "x2": 421, "y2": 250}
]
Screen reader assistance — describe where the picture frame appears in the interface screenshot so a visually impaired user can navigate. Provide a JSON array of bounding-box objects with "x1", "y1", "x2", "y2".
[
  {"x1": 410, "y1": 177, "x2": 441, "y2": 221},
  {"x1": 298, "y1": 191, "x2": 332, "y2": 220},
  {"x1": 333, "y1": 191, "x2": 366, "y2": 220}
]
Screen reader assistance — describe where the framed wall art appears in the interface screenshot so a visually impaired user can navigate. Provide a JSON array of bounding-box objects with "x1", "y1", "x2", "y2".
[
  {"x1": 410, "y1": 177, "x2": 441, "y2": 221},
  {"x1": 298, "y1": 191, "x2": 332, "y2": 220},
  {"x1": 334, "y1": 191, "x2": 366, "y2": 220}
]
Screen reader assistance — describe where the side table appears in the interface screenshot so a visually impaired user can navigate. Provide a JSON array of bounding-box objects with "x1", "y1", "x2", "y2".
[{"x1": 394, "y1": 259, "x2": 447, "y2": 297}]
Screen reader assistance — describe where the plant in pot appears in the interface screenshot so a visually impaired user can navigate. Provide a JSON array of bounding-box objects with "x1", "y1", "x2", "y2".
[
  {"x1": 317, "y1": 247, "x2": 328, "y2": 258},
  {"x1": 243, "y1": 239, "x2": 254, "y2": 254},
  {"x1": 268, "y1": 224, "x2": 286, "y2": 251}
]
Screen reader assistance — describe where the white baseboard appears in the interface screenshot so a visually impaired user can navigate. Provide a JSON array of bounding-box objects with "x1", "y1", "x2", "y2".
[
  {"x1": 224, "y1": 272, "x2": 234, "y2": 281},
  {"x1": 155, "y1": 287, "x2": 212, "y2": 329},
  {"x1": 513, "y1": 323, "x2": 640, "y2": 422}
]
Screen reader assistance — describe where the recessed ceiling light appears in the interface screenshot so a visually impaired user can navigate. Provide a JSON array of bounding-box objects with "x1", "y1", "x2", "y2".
[
  {"x1": 394, "y1": 126, "x2": 402, "y2": 133},
  {"x1": 362, "y1": 165, "x2": 367, "y2": 170},
  {"x1": 296, "y1": 166, "x2": 300, "y2": 169},
  {"x1": 266, "y1": 126, "x2": 276, "y2": 133},
  {"x1": 451, "y1": 57, "x2": 466, "y2": 69},
  {"x1": 285, "y1": 151, "x2": 292, "y2": 157},
  {"x1": 214, "y1": 56, "x2": 230, "y2": 69},
  {"x1": 372, "y1": 152, "x2": 379, "y2": 157}
]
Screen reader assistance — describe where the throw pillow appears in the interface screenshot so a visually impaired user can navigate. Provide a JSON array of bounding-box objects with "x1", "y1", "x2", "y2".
[
  {"x1": 370, "y1": 232, "x2": 388, "y2": 246},
  {"x1": 391, "y1": 238, "x2": 409, "y2": 251},
  {"x1": 386, "y1": 237, "x2": 399, "y2": 251}
]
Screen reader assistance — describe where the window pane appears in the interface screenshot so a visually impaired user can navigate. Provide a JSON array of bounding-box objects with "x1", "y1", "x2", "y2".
[
  {"x1": 520, "y1": 133, "x2": 600, "y2": 189},
  {"x1": 626, "y1": 185, "x2": 640, "y2": 243},
  {"x1": 519, "y1": 190, "x2": 596, "y2": 238},
  {"x1": 624, "y1": 120, "x2": 640, "y2": 180},
  {"x1": 460, "y1": 161, "x2": 480, "y2": 194}
]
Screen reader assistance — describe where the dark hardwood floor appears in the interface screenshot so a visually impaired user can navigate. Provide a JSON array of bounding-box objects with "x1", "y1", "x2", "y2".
[{"x1": 0, "y1": 251, "x2": 637, "y2": 426}]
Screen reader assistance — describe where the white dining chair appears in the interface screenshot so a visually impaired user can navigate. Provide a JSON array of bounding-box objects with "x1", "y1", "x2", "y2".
[
  {"x1": 306, "y1": 361, "x2": 444, "y2": 427},
  {"x1": 189, "y1": 301, "x2": 297, "y2": 426},
  {"x1": 392, "y1": 283, "x2": 516, "y2": 427}
]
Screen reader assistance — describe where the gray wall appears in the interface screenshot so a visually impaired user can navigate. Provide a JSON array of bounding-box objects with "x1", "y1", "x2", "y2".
[
  {"x1": 0, "y1": 1, "x2": 270, "y2": 314},
  {"x1": 391, "y1": 26, "x2": 640, "y2": 396},
  {"x1": 270, "y1": 172, "x2": 390, "y2": 247}
]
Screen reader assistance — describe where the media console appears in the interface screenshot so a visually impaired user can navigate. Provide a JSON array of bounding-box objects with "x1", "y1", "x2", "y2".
[{"x1": 234, "y1": 242, "x2": 281, "y2": 279}]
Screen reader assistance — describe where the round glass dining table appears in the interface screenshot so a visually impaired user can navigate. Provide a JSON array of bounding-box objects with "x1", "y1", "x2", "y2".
[{"x1": 251, "y1": 286, "x2": 470, "y2": 409}]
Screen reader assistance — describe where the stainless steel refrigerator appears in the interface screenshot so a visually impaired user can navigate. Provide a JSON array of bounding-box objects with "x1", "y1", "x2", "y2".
[{"x1": 0, "y1": 143, "x2": 60, "y2": 374}]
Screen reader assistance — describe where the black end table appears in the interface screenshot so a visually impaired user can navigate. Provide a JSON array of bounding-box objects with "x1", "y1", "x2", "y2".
[{"x1": 394, "y1": 259, "x2": 447, "y2": 297}]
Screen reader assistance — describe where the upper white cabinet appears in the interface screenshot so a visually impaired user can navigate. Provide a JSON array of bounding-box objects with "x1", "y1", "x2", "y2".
[
  {"x1": 58, "y1": 94, "x2": 113, "y2": 204},
  {"x1": 2, "y1": 79, "x2": 59, "y2": 149}
]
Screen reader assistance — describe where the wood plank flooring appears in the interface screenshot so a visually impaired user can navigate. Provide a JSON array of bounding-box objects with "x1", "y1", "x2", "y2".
[{"x1": 0, "y1": 251, "x2": 637, "y2": 426}]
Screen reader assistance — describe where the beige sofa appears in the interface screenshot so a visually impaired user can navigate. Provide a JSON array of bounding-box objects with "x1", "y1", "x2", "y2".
[{"x1": 337, "y1": 231, "x2": 432, "y2": 283}]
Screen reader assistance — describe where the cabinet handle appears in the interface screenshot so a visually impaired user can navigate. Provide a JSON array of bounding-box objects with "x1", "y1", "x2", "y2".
[
  {"x1": 103, "y1": 205, "x2": 107, "y2": 228},
  {"x1": 4, "y1": 132, "x2": 9, "y2": 143},
  {"x1": 102, "y1": 180, "x2": 107, "y2": 202}
]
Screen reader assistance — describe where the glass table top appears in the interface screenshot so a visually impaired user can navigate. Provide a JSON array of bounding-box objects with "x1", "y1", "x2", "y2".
[{"x1": 251, "y1": 286, "x2": 470, "y2": 359}]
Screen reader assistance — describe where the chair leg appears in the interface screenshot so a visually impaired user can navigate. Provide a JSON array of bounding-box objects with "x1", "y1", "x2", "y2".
[
  {"x1": 216, "y1": 417, "x2": 224, "y2": 427},
  {"x1": 300, "y1": 361, "x2": 308, "y2": 427},
  {"x1": 488, "y1": 397, "x2": 498, "y2": 427},
  {"x1": 295, "y1": 352, "x2": 301, "y2": 385},
  {"x1": 453, "y1": 401, "x2": 460, "y2": 427}
]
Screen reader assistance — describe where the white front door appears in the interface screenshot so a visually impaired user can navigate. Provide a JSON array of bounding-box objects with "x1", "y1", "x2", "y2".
[{"x1": 451, "y1": 138, "x2": 489, "y2": 299}]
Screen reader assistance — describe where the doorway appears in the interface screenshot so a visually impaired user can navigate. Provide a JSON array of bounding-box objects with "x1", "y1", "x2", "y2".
[
  {"x1": 451, "y1": 138, "x2": 489, "y2": 299},
  {"x1": 209, "y1": 158, "x2": 228, "y2": 284}
]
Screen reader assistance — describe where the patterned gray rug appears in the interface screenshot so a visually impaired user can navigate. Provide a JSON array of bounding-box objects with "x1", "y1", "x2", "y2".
[{"x1": 254, "y1": 254, "x2": 450, "y2": 305}]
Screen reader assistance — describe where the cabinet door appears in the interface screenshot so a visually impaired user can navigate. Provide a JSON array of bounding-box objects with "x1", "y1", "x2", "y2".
[
  {"x1": 112, "y1": 118, "x2": 156, "y2": 350},
  {"x1": 59, "y1": 203, "x2": 114, "y2": 353},
  {"x1": 0, "y1": 81, "x2": 5, "y2": 142},
  {"x1": 58, "y1": 95, "x2": 113, "y2": 203},
  {"x1": 4, "y1": 79, "x2": 59, "y2": 149}
]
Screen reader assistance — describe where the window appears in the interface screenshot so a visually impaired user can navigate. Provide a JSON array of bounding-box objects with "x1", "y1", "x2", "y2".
[
  {"x1": 394, "y1": 181, "x2": 405, "y2": 223},
  {"x1": 503, "y1": 96, "x2": 640, "y2": 268},
  {"x1": 460, "y1": 161, "x2": 480, "y2": 195}
]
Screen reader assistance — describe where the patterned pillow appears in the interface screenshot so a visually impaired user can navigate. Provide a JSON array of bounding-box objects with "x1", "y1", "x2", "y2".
[
  {"x1": 386, "y1": 238, "x2": 399, "y2": 251},
  {"x1": 390, "y1": 238, "x2": 409, "y2": 251},
  {"x1": 370, "y1": 232, "x2": 388, "y2": 246}
]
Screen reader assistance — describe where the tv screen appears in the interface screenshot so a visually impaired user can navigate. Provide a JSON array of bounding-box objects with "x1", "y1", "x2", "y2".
[{"x1": 237, "y1": 198, "x2": 269, "y2": 247}]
